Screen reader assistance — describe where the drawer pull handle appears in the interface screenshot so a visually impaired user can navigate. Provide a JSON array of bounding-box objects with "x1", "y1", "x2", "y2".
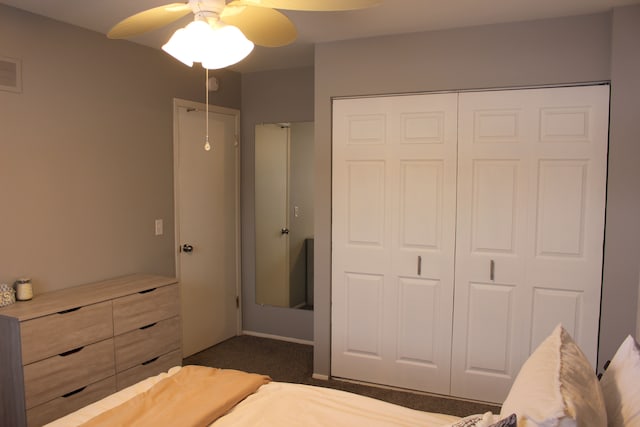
[
  {"x1": 139, "y1": 288, "x2": 157, "y2": 294},
  {"x1": 140, "y1": 322, "x2": 157, "y2": 330},
  {"x1": 58, "y1": 307, "x2": 81, "y2": 315},
  {"x1": 62, "y1": 386, "x2": 87, "y2": 398},
  {"x1": 142, "y1": 357, "x2": 159, "y2": 365},
  {"x1": 59, "y1": 346, "x2": 84, "y2": 357}
]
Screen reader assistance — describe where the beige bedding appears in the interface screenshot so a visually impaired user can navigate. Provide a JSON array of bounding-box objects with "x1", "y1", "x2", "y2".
[
  {"x1": 77, "y1": 366, "x2": 269, "y2": 427},
  {"x1": 214, "y1": 381, "x2": 461, "y2": 427},
  {"x1": 47, "y1": 366, "x2": 461, "y2": 427}
]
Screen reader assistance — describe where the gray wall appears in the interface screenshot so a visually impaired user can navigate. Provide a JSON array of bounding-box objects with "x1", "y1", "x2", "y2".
[
  {"x1": 289, "y1": 121, "x2": 315, "y2": 307},
  {"x1": 0, "y1": 5, "x2": 241, "y2": 292},
  {"x1": 313, "y1": 11, "x2": 639, "y2": 377},
  {"x1": 601, "y1": 5, "x2": 640, "y2": 369},
  {"x1": 241, "y1": 67, "x2": 314, "y2": 341}
]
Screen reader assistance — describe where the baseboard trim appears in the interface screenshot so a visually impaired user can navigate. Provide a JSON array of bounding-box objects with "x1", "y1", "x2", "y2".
[
  {"x1": 241, "y1": 330, "x2": 314, "y2": 346},
  {"x1": 312, "y1": 373, "x2": 329, "y2": 381}
]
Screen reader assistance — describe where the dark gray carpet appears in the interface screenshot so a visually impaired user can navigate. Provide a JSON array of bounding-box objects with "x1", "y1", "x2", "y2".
[{"x1": 183, "y1": 334, "x2": 500, "y2": 417}]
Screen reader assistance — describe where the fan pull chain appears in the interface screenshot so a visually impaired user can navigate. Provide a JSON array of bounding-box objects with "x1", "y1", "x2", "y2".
[{"x1": 204, "y1": 68, "x2": 211, "y2": 151}]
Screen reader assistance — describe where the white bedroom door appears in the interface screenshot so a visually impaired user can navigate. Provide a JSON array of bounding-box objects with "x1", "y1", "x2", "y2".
[
  {"x1": 331, "y1": 93, "x2": 459, "y2": 393},
  {"x1": 174, "y1": 100, "x2": 241, "y2": 357},
  {"x1": 450, "y1": 85, "x2": 609, "y2": 402}
]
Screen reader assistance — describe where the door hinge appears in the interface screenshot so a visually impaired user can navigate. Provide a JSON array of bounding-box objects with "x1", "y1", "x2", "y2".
[{"x1": 236, "y1": 296, "x2": 240, "y2": 309}]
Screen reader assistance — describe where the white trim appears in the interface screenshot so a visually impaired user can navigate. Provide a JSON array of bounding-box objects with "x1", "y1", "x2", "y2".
[
  {"x1": 242, "y1": 330, "x2": 314, "y2": 346},
  {"x1": 331, "y1": 80, "x2": 610, "y2": 102},
  {"x1": 312, "y1": 373, "x2": 329, "y2": 381}
]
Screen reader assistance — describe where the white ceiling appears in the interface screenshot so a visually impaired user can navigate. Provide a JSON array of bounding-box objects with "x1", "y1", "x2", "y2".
[{"x1": 2, "y1": 0, "x2": 639, "y2": 73}]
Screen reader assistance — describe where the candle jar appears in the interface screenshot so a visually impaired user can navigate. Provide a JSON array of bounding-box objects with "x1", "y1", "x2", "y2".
[{"x1": 14, "y1": 278, "x2": 33, "y2": 301}]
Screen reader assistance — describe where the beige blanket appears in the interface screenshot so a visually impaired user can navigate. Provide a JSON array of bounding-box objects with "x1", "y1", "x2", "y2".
[{"x1": 80, "y1": 366, "x2": 270, "y2": 427}]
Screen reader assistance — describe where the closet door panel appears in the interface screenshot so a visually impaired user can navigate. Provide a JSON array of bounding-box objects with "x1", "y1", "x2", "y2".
[
  {"x1": 535, "y1": 160, "x2": 588, "y2": 256},
  {"x1": 465, "y1": 283, "x2": 515, "y2": 374},
  {"x1": 524, "y1": 86, "x2": 609, "y2": 362},
  {"x1": 332, "y1": 97, "x2": 394, "y2": 386},
  {"x1": 389, "y1": 94, "x2": 458, "y2": 393},
  {"x1": 346, "y1": 161, "x2": 386, "y2": 247},
  {"x1": 399, "y1": 161, "x2": 442, "y2": 249},
  {"x1": 332, "y1": 93, "x2": 458, "y2": 394},
  {"x1": 344, "y1": 273, "x2": 384, "y2": 357},
  {"x1": 530, "y1": 288, "x2": 582, "y2": 351},
  {"x1": 396, "y1": 278, "x2": 439, "y2": 364},
  {"x1": 452, "y1": 85, "x2": 609, "y2": 403},
  {"x1": 452, "y1": 91, "x2": 530, "y2": 403},
  {"x1": 471, "y1": 160, "x2": 520, "y2": 254}
]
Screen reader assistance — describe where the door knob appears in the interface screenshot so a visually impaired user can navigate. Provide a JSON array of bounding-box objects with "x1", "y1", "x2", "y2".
[
  {"x1": 281, "y1": 228, "x2": 289, "y2": 235},
  {"x1": 181, "y1": 244, "x2": 193, "y2": 253}
]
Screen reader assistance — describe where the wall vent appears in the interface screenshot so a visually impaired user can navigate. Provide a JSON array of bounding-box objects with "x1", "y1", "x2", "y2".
[{"x1": 0, "y1": 57, "x2": 21, "y2": 93}]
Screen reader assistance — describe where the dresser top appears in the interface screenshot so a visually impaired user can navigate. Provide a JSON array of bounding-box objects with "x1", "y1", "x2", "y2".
[{"x1": 0, "y1": 274, "x2": 178, "y2": 322}]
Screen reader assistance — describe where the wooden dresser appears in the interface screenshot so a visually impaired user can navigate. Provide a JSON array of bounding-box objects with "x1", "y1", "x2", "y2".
[{"x1": 0, "y1": 274, "x2": 181, "y2": 427}]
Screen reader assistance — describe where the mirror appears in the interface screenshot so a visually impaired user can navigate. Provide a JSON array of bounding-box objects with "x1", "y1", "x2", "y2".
[{"x1": 255, "y1": 122, "x2": 314, "y2": 309}]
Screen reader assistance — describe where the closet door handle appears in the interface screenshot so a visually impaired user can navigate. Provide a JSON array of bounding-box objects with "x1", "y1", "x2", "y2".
[
  {"x1": 490, "y1": 260, "x2": 495, "y2": 281},
  {"x1": 417, "y1": 256, "x2": 422, "y2": 276}
]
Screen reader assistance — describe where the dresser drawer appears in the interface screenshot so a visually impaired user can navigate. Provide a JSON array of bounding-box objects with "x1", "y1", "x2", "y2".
[
  {"x1": 26, "y1": 376, "x2": 116, "y2": 427},
  {"x1": 23, "y1": 339, "x2": 115, "y2": 410},
  {"x1": 114, "y1": 316, "x2": 180, "y2": 372},
  {"x1": 20, "y1": 301, "x2": 113, "y2": 365},
  {"x1": 116, "y1": 349, "x2": 182, "y2": 390},
  {"x1": 112, "y1": 284, "x2": 179, "y2": 335}
]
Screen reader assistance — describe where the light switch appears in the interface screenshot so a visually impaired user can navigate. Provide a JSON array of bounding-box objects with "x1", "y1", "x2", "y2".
[{"x1": 155, "y1": 219, "x2": 163, "y2": 236}]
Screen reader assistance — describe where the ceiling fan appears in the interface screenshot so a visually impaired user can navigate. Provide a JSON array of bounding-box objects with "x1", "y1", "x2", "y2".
[
  {"x1": 107, "y1": 0, "x2": 381, "y2": 69},
  {"x1": 107, "y1": 0, "x2": 381, "y2": 151}
]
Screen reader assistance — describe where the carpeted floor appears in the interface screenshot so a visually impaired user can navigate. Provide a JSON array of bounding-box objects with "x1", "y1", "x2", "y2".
[{"x1": 183, "y1": 334, "x2": 500, "y2": 417}]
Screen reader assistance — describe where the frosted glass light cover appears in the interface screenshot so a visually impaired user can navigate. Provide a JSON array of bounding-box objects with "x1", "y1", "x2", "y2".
[{"x1": 161, "y1": 19, "x2": 254, "y2": 69}]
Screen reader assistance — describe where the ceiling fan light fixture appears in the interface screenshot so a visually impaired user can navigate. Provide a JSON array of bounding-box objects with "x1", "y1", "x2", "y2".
[
  {"x1": 201, "y1": 24, "x2": 254, "y2": 69},
  {"x1": 162, "y1": 18, "x2": 254, "y2": 69}
]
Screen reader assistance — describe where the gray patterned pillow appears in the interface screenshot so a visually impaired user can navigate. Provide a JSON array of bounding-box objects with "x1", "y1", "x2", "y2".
[
  {"x1": 449, "y1": 415, "x2": 484, "y2": 427},
  {"x1": 444, "y1": 412, "x2": 516, "y2": 427},
  {"x1": 488, "y1": 413, "x2": 516, "y2": 427}
]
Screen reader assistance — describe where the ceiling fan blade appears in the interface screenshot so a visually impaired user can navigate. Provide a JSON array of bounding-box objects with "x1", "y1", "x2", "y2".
[
  {"x1": 107, "y1": 3, "x2": 192, "y2": 39},
  {"x1": 232, "y1": 0, "x2": 381, "y2": 12},
  {"x1": 221, "y1": 5, "x2": 297, "y2": 47}
]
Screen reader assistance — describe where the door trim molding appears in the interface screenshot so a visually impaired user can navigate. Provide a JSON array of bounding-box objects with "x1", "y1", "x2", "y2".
[{"x1": 331, "y1": 80, "x2": 611, "y2": 102}]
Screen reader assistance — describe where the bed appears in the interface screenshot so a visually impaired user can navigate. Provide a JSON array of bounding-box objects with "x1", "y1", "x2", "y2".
[{"x1": 45, "y1": 325, "x2": 640, "y2": 427}]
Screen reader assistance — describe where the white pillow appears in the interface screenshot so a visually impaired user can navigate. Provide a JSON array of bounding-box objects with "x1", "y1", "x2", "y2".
[
  {"x1": 600, "y1": 335, "x2": 640, "y2": 427},
  {"x1": 500, "y1": 324, "x2": 606, "y2": 427}
]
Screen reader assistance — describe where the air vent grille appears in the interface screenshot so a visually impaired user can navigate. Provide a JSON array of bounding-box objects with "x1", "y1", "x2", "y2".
[{"x1": 0, "y1": 57, "x2": 21, "y2": 93}]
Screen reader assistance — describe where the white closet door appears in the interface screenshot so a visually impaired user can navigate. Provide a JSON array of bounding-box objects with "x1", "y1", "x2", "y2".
[
  {"x1": 331, "y1": 93, "x2": 458, "y2": 393},
  {"x1": 451, "y1": 85, "x2": 609, "y2": 402}
]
